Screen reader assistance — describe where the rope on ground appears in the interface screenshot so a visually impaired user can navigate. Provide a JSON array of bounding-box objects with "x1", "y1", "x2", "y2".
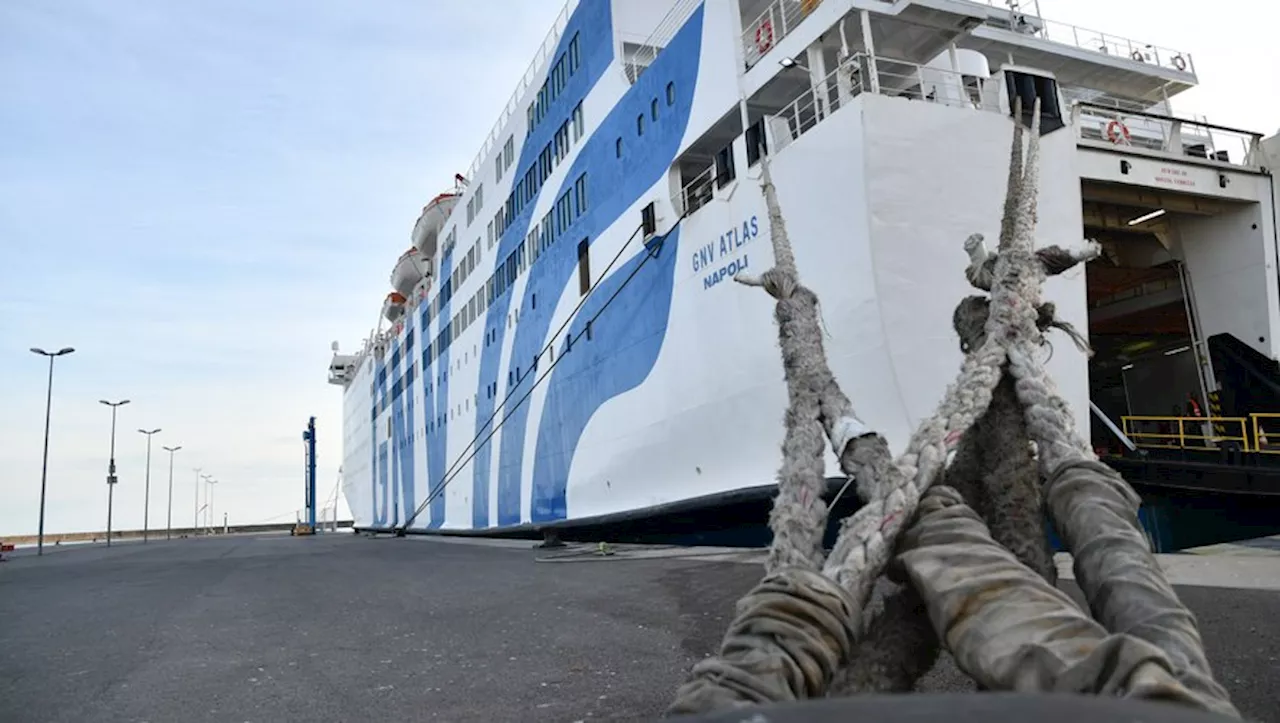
[{"x1": 668, "y1": 101, "x2": 1239, "y2": 718}]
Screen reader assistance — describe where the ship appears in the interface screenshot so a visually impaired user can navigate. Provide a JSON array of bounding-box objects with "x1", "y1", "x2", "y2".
[{"x1": 328, "y1": 0, "x2": 1280, "y2": 547}]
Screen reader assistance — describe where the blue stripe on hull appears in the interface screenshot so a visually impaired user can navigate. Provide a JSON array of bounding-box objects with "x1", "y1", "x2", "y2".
[
  {"x1": 422, "y1": 252, "x2": 455, "y2": 529},
  {"x1": 493, "y1": 5, "x2": 706, "y2": 527},
  {"x1": 531, "y1": 226, "x2": 683, "y2": 521},
  {"x1": 471, "y1": 0, "x2": 618, "y2": 529}
]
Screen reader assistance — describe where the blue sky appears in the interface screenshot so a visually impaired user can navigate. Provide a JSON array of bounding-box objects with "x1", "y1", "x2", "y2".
[
  {"x1": 1, "y1": 0, "x2": 564, "y2": 536},
  {"x1": 1, "y1": 0, "x2": 1276, "y2": 537}
]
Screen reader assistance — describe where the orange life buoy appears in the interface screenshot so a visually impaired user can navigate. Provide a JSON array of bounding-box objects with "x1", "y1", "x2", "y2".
[
  {"x1": 755, "y1": 19, "x2": 774, "y2": 54},
  {"x1": 1106, "y1": 119, "x2": 1131, "y2": 145}
]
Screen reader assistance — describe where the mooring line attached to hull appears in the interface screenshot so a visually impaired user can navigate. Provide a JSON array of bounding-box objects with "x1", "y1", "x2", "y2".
[{"x1": 397, "y1": 213, "x2": 685, "y2": 533}]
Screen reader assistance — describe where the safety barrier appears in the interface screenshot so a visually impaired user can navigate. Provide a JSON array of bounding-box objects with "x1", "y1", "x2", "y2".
[
  {"x1": 1121, "y1": 416, "x2": 1250, "y2": 452},
  {"x1": 1072, "y1": 102, "x2": 1264, "y2": 169}
]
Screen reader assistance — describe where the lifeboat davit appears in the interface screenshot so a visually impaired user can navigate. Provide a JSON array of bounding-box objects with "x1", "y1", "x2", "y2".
[
  {"x1": 383, "y1": 291, "x2": 406, "y2": 323},
  {"x1": 411, "y1": 192, "x2": 461, "y2": 257},
  {"x1": 390, "y1": 248, "x2": 430, "y2": 299}
]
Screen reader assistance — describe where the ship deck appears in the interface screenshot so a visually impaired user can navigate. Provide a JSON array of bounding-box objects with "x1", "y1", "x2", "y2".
[{"x1": 2, "y1": 533, "x2": 1277, "y2": 722}]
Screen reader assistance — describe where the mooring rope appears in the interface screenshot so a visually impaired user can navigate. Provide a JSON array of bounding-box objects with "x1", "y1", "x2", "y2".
[{"x1": 667, "y1": 103, "x2": 1240, "y2": 718}]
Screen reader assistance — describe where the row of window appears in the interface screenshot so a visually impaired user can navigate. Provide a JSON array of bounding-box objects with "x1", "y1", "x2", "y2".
[
  {"x1": 528, "y1": 32, "x2": 582, "y2": 136},
  {"x1": 465, "y1": 183, "x2": 484, "y2": 225},
  {"x1": 616, "y1": 81, "x2": 678, "y2": 160},
  {"x1": 421, "y1": 171, "x2": 590, "y2": 369},
  {"x1": 495, "y1": 136, "x2": 515, "y2": 183},
  {"x1": 488, "y1": 100, "x2": 585, "y2": 250}
]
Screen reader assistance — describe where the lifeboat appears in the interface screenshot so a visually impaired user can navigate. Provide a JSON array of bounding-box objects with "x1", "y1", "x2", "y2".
[
  {"x1": 410, "y1": 192, "x2": 461, "y2": 257},
  {"x1": 390, "y1": 248, "x2": 431, "y2": 298},
  {"x1": 383, "y1": 291, "x2": 406, "y2": 323}
]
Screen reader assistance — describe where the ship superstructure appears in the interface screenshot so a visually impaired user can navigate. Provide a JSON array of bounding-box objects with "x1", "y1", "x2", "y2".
[{"x1": 329, "y1": 0, "x2": 1280, "y2": 535}]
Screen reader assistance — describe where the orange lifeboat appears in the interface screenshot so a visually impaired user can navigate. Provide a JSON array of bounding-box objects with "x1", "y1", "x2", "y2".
[
  {"x1": 383, "y1": 291, "x2": 407, "y2": 323},
  {"x1": 410, "y1": 192, "x2": 461, "y2": 257},
  {"x1": 391, "y1": 247, "x2": 430, "y2": 298}
]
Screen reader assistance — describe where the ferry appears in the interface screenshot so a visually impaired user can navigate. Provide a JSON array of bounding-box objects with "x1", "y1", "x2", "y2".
[{"x1": 327, "y1": 0, "x2": 1280, "y2": 546}]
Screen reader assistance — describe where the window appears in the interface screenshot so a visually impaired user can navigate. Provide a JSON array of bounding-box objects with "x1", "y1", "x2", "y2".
[
  {"x1": 666, "y1": 81, "x2": 676, "y2": 105},
  {"x1": 577, "y1": 238, "x2": 591, "y2": 295},
  {"x1": 615, "y1": 137, "x2": 622, "y2": 158},
  {"x1": 487, "y1": 219, "x2": 495, "y2": 248},
  {"x1": 496, "y1": 155, "x2": 504, "y2": 182},
  {"x1": 568, "y1": 33, "x2": 580, "y2": 74},
  {"x1": 714, "y1": 144, "x2": 736, "y2": 189},
  {"x1": 651, "y1": 98, "x2": 659, "y2": 121},
  {"x1": 555, "y1": 121, "x2": 570, "y2": 162},
  {"x1": 503, "y1": 137, "x2": 515, "y2": 168},
  {"x1": 571, "y1": 102, "x2": 584, "y2": 141},
  {"x1": 574, "y1": 173, "x2": 588, "y2": 216},
  {"x1": 637, "y1": 114, "x2": 645, "y2": 136}
]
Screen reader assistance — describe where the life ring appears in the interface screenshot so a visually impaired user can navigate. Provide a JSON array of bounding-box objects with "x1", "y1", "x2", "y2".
[
  {"x1": 1106, "y1": 119, "x2": 1131, "y2": 145},
  {"x1": 755, "y1": 19, "x2": 774, "y2": 54},
  {"x1": 1172, "y1": 54, "x2": 1187, "y2": 71},
  {"x1": 1131, "y1": 49, "x2": 1145, "y2": 62}
]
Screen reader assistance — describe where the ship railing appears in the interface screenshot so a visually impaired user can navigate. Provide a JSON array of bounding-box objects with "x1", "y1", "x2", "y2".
[
  {"x1": 742, "y1": 0, "x2": 823, "y2": 70},
  {"x1": 1251, "y1": 414, "x2": 1280, "y2": 455},
  {"x1": 1121, "y1": 415, "x2": 1251, "y2": 452},
  {"x1": 767, "y1": 53, "x2": 1002, "y2": 152},
  {"x1": 672, "y1": 164, "x2": 718, "y2": 218},
  {"x1": 461, "y1": 0, "x2": 579, "y2": 184},
  {"x1": 1071, "y1": 102, "x2": 1265, "y2": 169},
  {"x1": 672, "y1": 52, "x2": 999, "y2": 217},
  {"x1": 983, "y1": 2, "x2": 1195, "y2": 75},
  {"x1": 624, "y1": 0, "x2": 704, "y2": 83}
]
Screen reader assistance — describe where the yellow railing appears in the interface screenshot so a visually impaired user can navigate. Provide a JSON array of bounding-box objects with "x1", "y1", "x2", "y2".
[
  {"x1": 1122, "y1": 412, "x2": 1280, "y2": 454},
  {"x1": 1121, "y1": 416, "x2": 1250, "y2": 452},
  {"x1": 1251, "y1": 413, "x2": 1280, "y2": 454}
]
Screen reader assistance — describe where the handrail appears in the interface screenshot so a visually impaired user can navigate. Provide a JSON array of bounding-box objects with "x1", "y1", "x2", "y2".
[
  {"x1": 1121, "y1": 415, "x2": 1250, "y2": 452},
  {"x1": 675, "y1": 51, "x2": 1001, "y2": 218},
  {"x1": 460, "y1": 0, "x2": 579, "y2": 184},
  {"x1": 984, "y1": 1, "x2": 1195, "y2": 75},
  {"x1": 1072, "y1": 102, "x2": 1264, "y2": 169},
  {"x1": 1075, "y1": 101, "x2": 1262, "y2": 139},
  {"x1": 742, "y1": 0, "x2": 822, "y2": 69},
  {"x1": 1252, "y1": 413, "x2": 1280, "y2": 454},
  {"x1": 624, "y1": 0, "x2": 703, "y2": 83}
]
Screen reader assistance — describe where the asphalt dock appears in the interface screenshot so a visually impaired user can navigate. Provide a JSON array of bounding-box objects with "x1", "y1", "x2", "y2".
[{"x1": 1, "y1": 533, "x2": 1277, "y2": 722}]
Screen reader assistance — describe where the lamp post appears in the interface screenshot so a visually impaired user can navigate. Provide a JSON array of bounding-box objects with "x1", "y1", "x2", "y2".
[
  {"x1": 30, "y1": 346, "x2": 75, "y2": 556},
  {"x1": 163, "y1": 445, "x2": 182, "y2": 540},
  {"x1": 100, "y1": 399, "x2": 130, "y2": 547},
  {"x1": 206, "y1": 477, "x2": 218, "y2": 533},
  {"x1": 200, "y1": 474, "x2": 213, "y2": 534},
  {"x1": 138, "y1": 428, "x2": 161, "y2": 542},
  {"x1": 192, "y1": 467, "x2": 202, "y2": 536}
]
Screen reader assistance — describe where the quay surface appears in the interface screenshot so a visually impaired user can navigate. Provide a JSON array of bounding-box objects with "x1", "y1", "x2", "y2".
[{"x1": 1, "y1": 532, "x2": 1276, "y2": 722}]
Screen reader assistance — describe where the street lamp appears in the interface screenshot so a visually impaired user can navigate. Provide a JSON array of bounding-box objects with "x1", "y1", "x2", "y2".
[
  {"x1": 30, "y1": 346, "x2": 74, "y2": 556},
  {"x1": 192, "y1": 467, "x2": 202, "y2": 536},
  {"x1": 206, "y1": 477, "x2": 219, "y2": 533},
  {"x1": 100, "y1": 399, "x2": 130, "y2": 547},
  {"x1": 200, "y1": 473, "x2": 213, "y2": 534},
  {"x1": 138, "y1": 428, "x2": 161, "y2": 542},
  {"x1": 163, "y1": 445, "x2": 182, "y2": 540}
]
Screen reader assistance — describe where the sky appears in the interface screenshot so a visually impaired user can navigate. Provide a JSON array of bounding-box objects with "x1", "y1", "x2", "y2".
[{"x1": 1, "y1": 0, "x2": 1276, "y2": 537}]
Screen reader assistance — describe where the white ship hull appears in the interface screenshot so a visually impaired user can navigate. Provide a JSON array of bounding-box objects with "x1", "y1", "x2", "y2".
[{"x1": 332, "y1": 0, "x2": 1264, "y2": 533}]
